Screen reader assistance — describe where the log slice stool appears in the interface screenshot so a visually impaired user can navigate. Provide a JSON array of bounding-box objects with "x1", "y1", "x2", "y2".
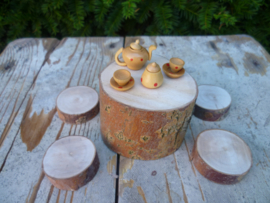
[
  {"x1": 42, "y1": 136, "x2": 100, "y2": 190},
  {"x1": 194, "y1": 85, "x2": 231, "y2": 121},
  {"x1": 192, "y1": 129, "x2": 252, "y2": 184},
  {"x1": 56, "y1": 86, "x2": 99, "y2": 124}
]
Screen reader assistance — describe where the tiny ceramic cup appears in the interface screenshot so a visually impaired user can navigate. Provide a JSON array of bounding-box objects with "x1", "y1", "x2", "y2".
[
  {"x1": 169, "y1": 58, "x2": 185, "y2": 73},
  {"x1": 113, "y1": 69, "x2": 131, "y2": 86}
]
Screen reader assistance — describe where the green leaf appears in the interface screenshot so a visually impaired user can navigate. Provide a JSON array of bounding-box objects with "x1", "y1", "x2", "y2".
[
  {"x1": 154, "y1": 1, "x2": 174, "y2": 34},
  {"x1": 94, "y1": 0, "x2": 110, "y2": 23},
  {"x1": 198, "y1": 2, "x2": 218, "y2": 30},
  {"x1": 122, "y1": 0, "x2": 140, "y2": 19},
  {"x1": 105, "y1": 2, "x2": 123, "y2": 35}
]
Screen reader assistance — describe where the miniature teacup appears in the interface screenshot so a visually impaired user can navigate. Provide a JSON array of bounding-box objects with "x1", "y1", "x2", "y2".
[
  {"x1": 113, "y1": 69, "x2": 131, "y2": 86},
  {"x1": 169, "y1": 58, "x2": 185, "y2": 73}
]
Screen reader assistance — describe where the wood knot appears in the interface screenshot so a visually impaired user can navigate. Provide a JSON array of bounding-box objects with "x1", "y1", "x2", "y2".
[
  {"x1": 252, "y1": 60, "x2": 259, "y2": 67},
  {"x1": 0, "y1": 60, "x2": 16, "y2": 71},
  {"x1": 109, "y1": 43, "x2": 115, "y2": 48}
]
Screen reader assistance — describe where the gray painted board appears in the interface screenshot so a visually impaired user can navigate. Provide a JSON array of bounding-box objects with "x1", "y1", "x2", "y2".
[
  {"x1": 0, "y1": 38, "x2": 59, "y2": 167},
  {"x1": 119, "y1": 36, "x2": 270, "y2": 203},
  {"x1": 0, "y1": 37, "x2": 123, "y2": 203}
]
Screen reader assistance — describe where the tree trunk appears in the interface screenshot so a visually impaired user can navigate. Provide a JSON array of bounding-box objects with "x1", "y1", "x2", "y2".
[{"x1": 99, "y1": 55, "x2": 198, "y2": 160}]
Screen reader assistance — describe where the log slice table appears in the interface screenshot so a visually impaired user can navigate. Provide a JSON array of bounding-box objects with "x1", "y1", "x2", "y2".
[{"x1": 100, "y1": 55, "x2": 198, "y2": 160}]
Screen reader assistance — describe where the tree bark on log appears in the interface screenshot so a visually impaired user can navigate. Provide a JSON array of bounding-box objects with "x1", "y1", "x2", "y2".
[{"x1": 100, "y1": 85, "x2": 196, "y2": 160}]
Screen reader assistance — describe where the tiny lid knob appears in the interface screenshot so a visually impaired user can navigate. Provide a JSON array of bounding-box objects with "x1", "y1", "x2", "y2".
[
  {"x1": 130, "y1": 39, "x2": 142, "y2": 50},
  {"x1": 146, "y1": 62, "x2": 160, "y2": 73}
]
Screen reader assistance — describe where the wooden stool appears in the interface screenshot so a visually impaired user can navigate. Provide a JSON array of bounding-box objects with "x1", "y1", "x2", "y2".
[
  {"x1": 42, "y1": 136, "x2": 99, "y2": 190},
  {"x1": 56, "y1": 86, "x2": 99, "y2": 124},
  {"x1": 194, "y1": 85, "x2": 231, "y2": 121},
  {"x1": 192, "y1": 129, "x2": 252, "y2": 184},
  {"x1": 99, "y1": 55, "x2": 198, "y2": 160}
]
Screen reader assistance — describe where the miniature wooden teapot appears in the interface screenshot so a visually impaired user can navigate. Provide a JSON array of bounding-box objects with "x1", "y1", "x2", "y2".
[
  {"x1": 141, "y1": 62, "x2": 163, "y2": 89},
  {"x1": 115, "y1": 40, "x2": 157, "y2": 70}
]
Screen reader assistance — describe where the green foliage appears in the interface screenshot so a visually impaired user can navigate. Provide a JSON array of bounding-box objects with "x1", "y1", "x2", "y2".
[{"x1": 0, "y1": 0, "x2": 269, "y2": 52}]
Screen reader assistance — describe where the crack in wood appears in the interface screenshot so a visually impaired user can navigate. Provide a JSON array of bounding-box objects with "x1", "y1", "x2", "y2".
[
  {"x1": 164, "y1": 173, "x2": 173, "y2": 203},
  {"x1": 173, "y1": 153, "x2": 189, "y2": 203},
  {"x1": 137, "y1": 186, "x2": 148, "y2": 203},
  {"x1": 46, "y1": 185, "x2": 54, "y2": 203},
  {"x1": 26, "y1": 172, "x2": 45, "y2": 203},
  {"x1": 56, "y1": 189, "x2": 61, "y2": 203}
]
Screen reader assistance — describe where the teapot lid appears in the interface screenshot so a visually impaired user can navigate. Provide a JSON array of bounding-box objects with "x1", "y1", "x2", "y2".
[
  {"x1": 130, "y1": 39, "x2": 142, "y2": 50},
  {"x1": 146, "y1": 62, "x2": 160, "y2": 73}
]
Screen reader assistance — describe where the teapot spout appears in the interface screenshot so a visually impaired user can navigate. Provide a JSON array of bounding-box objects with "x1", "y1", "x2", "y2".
[{"x1": 148, "y1": 45, "x2": 157, "y2": 60}]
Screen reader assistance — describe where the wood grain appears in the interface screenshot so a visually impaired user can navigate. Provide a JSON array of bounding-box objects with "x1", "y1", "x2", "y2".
[
  {"x1": 0, "y1": 37, "x2": 123, "y2": 203},
  {"x1": 118, "y1": 36, "x2": 270, "y2": 203}
]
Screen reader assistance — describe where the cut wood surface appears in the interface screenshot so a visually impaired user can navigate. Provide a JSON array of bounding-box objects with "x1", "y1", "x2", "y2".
[
  {"x1": 118, "y1": 36, "x2": 270, "y2": 203},
  {"x1": 194, "y1": 85, "x2": 231, "y2": 121},
  {"x1": 101, "y1": 55, "x2": 197, "y2": 110},
  {"x1": 192, "y1": 129, "x2": 252, "y2": 184},
  {"x1": 0, "y1": 37, "x2": 123, "y2": 203},
  {"x1": 43, "y1": 135, "x2": 99, "y2": 190},
  {"x1": 56, "y1": 86, "x2": 99, "y2": 124},
  {"x1": 0, "y1": 35, "x2": 270, "y2": 203}
]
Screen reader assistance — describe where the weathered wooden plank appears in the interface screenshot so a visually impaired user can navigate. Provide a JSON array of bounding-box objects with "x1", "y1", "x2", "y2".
[
  {"x1": 0, "y1": 38, "x2": 59, "y2": 167},
  {"x1": 0, "y1": 37, "x2": 123, "y2": 202},
  {"x1": 119, "y1": 36, "x2": 270, "y2": 203}
]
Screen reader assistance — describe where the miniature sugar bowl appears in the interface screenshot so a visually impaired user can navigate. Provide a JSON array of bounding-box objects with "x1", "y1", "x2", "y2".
[
  {"x1": 115, "y1": 39, "x2": 157, "y2": 70},
  {"x1": 141, "y1": 62, "x2": 163, "y2": 89}
]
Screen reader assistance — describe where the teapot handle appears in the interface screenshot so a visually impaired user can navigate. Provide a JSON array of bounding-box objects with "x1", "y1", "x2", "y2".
[{"x1": 115, "y1": 48, "x2": 126, "y2": 66}]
